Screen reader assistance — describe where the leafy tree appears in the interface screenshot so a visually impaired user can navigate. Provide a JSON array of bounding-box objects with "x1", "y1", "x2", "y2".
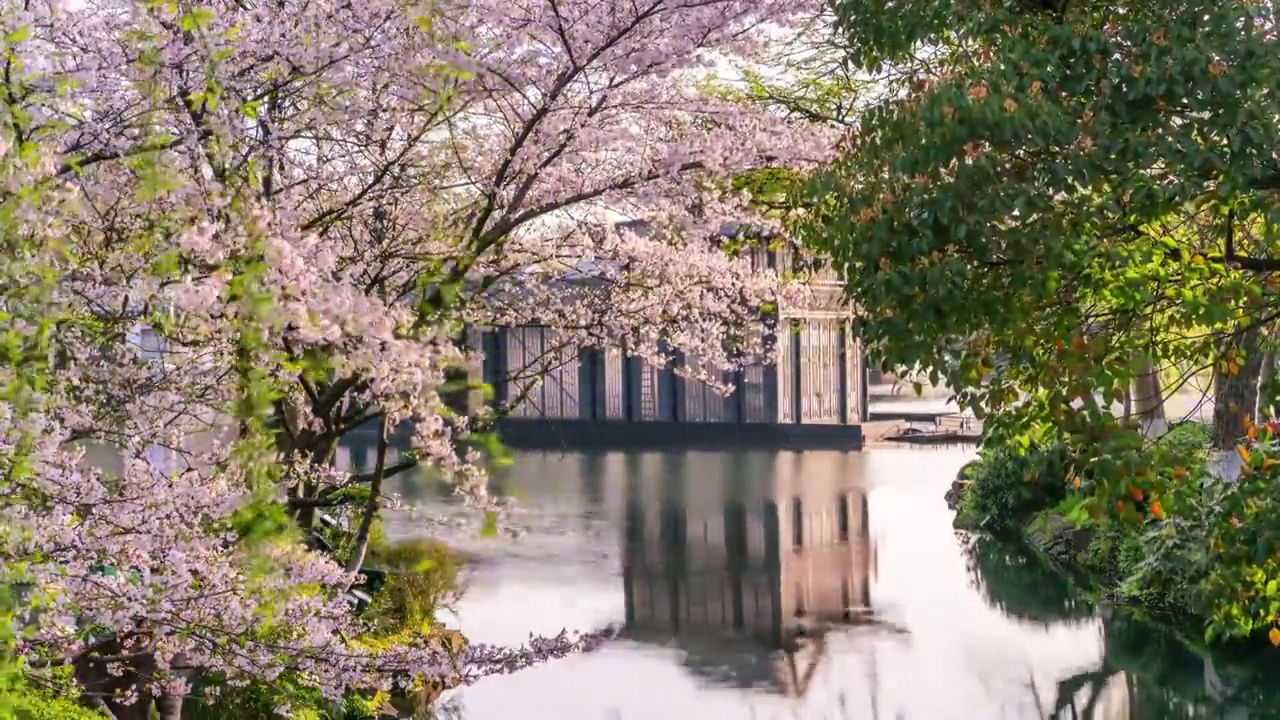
[
  {"x1": 802, "y1": 0, "x2": 1280, "y2": 450},
  {"x1": 797, "y1": 0, "x2": 1280, "y2": 645}
]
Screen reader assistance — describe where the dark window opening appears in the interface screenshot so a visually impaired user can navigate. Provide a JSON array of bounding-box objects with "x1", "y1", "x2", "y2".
[{"x1": 838, "y1": 494, "x2": 850, "y2": 542}]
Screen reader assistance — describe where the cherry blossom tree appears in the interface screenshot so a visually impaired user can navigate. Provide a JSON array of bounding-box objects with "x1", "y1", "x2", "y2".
[
  {"x1": 28, "y1": 0, "x2": 837, "y2": 507},
  {"x1": 1, "y1": 0, "x2": 836, "y2": 716}
]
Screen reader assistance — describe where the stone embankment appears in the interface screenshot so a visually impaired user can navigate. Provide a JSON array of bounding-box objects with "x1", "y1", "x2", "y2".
[{"x1": 943, "y1": 460, "x2": 977, "y2": 512}]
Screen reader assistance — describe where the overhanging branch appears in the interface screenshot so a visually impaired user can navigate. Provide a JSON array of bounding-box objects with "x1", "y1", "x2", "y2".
[{"x1": 1218, "y1": 206, "x2": 1280, "y2": 272}]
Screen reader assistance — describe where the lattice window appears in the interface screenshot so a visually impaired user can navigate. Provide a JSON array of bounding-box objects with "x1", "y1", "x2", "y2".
[
  {"x1": 603, "y1": 348, "x2": 625, "y2": 419},
  {"x1": 681, "y1": 357, "x2": 728, "y2": 423},
  {"x1": 800, "y1": 320, "x2": 842, "y2": 424},
  {"x1": 846, "y1": 328, "x2": 864, "y2": 422},
  {"x1": 741, "y1": 364, "x2": 767, "y2": 422},
  {"x1": 505, "y1": 327, "x2": 580, "y2": 418},
  {"x1": 639, "y1": 359, "x2": 658, "y2": 420},
  {"x1": 778, "y1": 327, "x2": 796, "y2": 423}
]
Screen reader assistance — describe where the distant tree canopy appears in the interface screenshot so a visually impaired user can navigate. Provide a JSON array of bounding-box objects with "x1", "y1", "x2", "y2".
[{"x1": 801, "y1": 0, "x2": 1280, "y2": 441}]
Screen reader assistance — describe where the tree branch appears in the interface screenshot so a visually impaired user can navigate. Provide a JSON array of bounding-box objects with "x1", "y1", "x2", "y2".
[{"x1": 344, "y1": 416, "x2": 389, "y2": 580}]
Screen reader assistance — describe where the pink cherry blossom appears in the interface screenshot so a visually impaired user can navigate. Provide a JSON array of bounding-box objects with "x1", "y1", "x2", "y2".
[{"x1": 1, "y1": 0, "x2": 838, "y2": 715}]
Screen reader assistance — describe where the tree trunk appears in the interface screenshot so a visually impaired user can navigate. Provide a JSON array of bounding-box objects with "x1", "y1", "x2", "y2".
[
  {"x1": 1130, "y1": 354, "x2": 1166, "y2": 437},
  {"x1": 1260, "y1": 349, "x2": 1276, "y2": 420},
  {"x1": 155, "y1": 655, "x2": 194, "y2": 720},
  {"x1": 345, "y1": 416, "x2": 389, "y2": 580},
  {"x1": 156, "y1": 693, "x2": 184, "y2": 720},
  {"x1": 295, "y1": 434, "x2": 338, "y2": 532},
  {"x1": 1130, "y1": 356, "x2": 1165, "y2": 423},
  {"x1": 74, "y1": 644, "x2": 157, "y2": 720},
  {"x1": 1211, "y1": 325, "x2": 1266, "y2": 450}
]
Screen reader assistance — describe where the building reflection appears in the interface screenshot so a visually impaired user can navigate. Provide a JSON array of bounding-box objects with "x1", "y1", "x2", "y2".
[{"x1": 620, "y1": 451, "x2": 878, "y2": 697}]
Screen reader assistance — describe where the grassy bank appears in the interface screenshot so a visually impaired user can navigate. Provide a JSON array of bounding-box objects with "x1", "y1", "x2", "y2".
[{"x1": 955, "y1": 421, "x2": 1280, "y2": 648}]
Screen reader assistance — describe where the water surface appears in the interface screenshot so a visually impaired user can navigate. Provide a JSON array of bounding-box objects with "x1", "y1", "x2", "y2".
[{"x1": 371, "y1": 447, "x2": 1280, "y2": 720}]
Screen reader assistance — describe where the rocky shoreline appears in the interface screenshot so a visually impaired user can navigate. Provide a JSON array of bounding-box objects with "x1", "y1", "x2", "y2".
[{"x1": 943, "y1": 460, "x2": 976, "y2": 513}]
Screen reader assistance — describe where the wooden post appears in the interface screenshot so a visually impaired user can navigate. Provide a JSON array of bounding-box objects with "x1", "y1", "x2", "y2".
[
  {"x1": 790, "y1": 322, "x2": 803, "y2": 424},
  {"x1": 486, "y1": 329, "x2": 510, "y2": 409},
  {"x1": 859, "y1": 342, "x2": 870, "y2": 423},
  {"x1": 624, "y1": 355, "x2": 643, "y2": 421},
  {"x1": 733, "y1": 368, "x2": 746, "y2": 423},
  {"x1": 480, "y1": 330, "x2": 496, "y2": 405},
  {"x1": 671, "y1": 351, "x2": 686, "y2": 422},
  {"x1": 837, "y1": 321, "x2": 849, "y2": 424},
  {"x1": 763, "y1": 365, "x2": 779, "y2": 424},
  {"x1": 576, "y1": 348, "x2": 590, "y2": 420}
]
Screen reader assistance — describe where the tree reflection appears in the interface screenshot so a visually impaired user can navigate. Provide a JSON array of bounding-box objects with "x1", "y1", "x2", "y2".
[
  {"x1": 962, "y1": 533, "x2": 1094, "y2": 625},
  {"x1": 963, "y1": 534, "x2": 1280, "y2": 719}
]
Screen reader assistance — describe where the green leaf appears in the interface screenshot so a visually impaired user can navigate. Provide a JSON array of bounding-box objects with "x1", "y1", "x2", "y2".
[
  {"x1": 480, "y1": 511, "x2": 499, "y2": 538},
  {"x1": 4, "y1": 24, "x2": 32, "y2": 44}
]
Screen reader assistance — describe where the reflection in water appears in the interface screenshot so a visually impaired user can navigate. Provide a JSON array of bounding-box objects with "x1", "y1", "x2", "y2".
[
  {"x1": 963, "y1": 535, "x2": 1094, "y2": 626},
  {"x1": 963, "y1": 535, "x2": 1280, "y2": 720},
  {"x1": 620, "y1": 452, "x2": 895, "y2": 698},
  {"x1": 372, "y1": 447, "x2": 1280, "y2": 719}
]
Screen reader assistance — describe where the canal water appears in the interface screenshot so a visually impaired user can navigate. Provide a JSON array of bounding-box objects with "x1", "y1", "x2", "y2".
[{"x1": 368, "y1": 446, "x2": 1280, "y2": 720}]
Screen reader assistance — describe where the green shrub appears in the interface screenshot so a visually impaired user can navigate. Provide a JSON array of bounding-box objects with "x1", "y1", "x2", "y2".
[
  {"x1": 1079, "y1": 522, "x2": 1189, "y2": 614},
  {"x1": 21, "y1": 525, "x2": 464, "y2": 720},
  {"x1": 1164, "y1": 441, "x2": 1280, "y2": 643},
  {"x1": 971, "y1": 416, "x2": 1280, "y2": 646},
  {"x1": 4, "y1": 688, "x2": 108, "y2": 720},
  {"x1": 184, "y1": 674, "x2": 401, "y2": 720},
  {"x1": 183, "y1": 534, "x2": 462, "y2": 720},
  {"x1": 364, "y1": 537, "x2": 462, "y2": 635},
  {"x1": 1152, "y1": 421, "x2": 1211, "y2": 459},
  {"x1": 958, "y1": 442, "x2": 1070, "y2": 532},
  {"x1": 1065, "y1": 420, "x2": 1280, "y2": 637}
]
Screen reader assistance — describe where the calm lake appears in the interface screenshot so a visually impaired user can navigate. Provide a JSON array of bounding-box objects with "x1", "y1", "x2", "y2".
[{"x1": 352, "y1": 446, "x2": 1280, "y2": 720}]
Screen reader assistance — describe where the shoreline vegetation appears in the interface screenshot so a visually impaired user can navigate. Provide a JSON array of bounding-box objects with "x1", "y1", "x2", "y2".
[{"x1": 950, "y1": 421, "x2": 1280, "y2": 704}]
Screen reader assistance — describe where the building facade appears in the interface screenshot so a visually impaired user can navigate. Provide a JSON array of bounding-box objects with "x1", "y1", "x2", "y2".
[{"x1": 474, "y1": 240, "x2": 868, "y2": 450}]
